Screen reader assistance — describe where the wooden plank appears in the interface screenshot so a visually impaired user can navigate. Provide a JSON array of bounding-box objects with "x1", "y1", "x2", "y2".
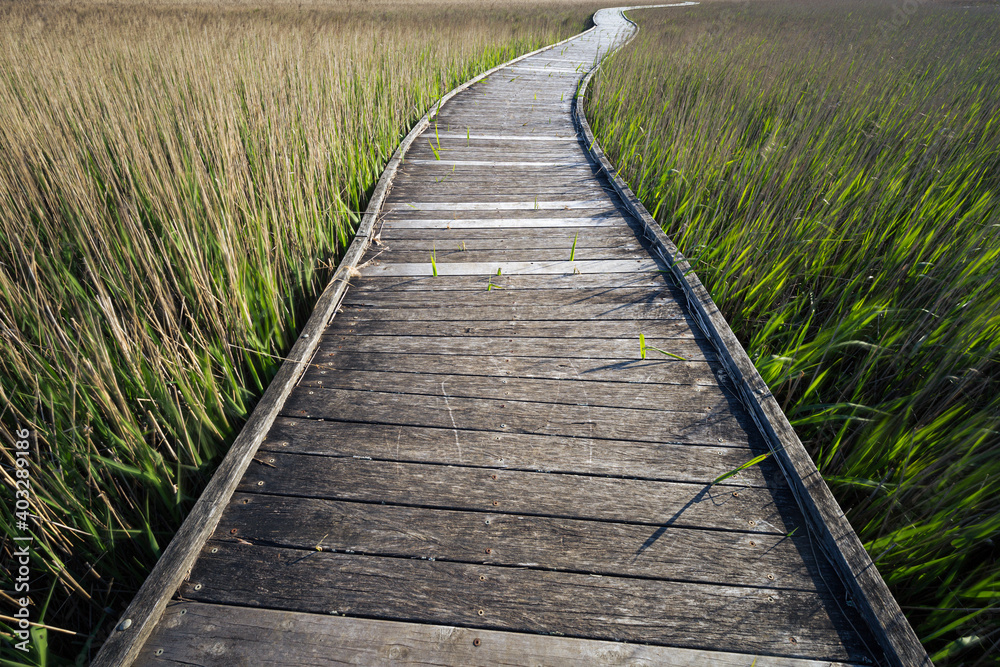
[
  {"x1": 315, "y1": 350, "x2": 719, "y2": 385},
  {"x1": 178, "y1": 543, "x2": 871, "y2": 662},
  {"x1": 430, "y1": 133, "x2": 579, "y2": 141},
  {"x1": 363, "y1": 259, "x2": 662, "y2": 276},
  {"x1": 390, "y1": 170, "x2": 602, "y2": 186},
  {"x1": 347, "y1": 272, "x2": 667, "y2": 291},
  {"x1": 140, "y1": 602, "x2": 870, "y2": 667},
  {"x1": 370, "y1": 235, "x2": 643, "y2": 251},
  {"x1": 373, "y1": 228, "x2": 640, "y2": 243},
  {"x1": 215, "y1": 494, "x2": 831, "y2": 589},
  {"x1": 404, "y1": 159, "x2": 591, "y2": 167},
  {"x1": 384, "y1": 186, "x2": 613, "y2": 199},
  {"x1": 383, "y1": 200, "x2": 610, "y2": 211},
  {"x1": 424, "y1": 132, "x2": 580, "y2": 146},
  {"x1": 317, "y1": 334, "x2": 711, "y2": 361},
  {"x1": 297, "y1": 369, "x2": 726, "y2": 412},
  {"x1": 280, "y1": 387, "x2": 758, "y2": 447},
  {"x1": 337, "y1": 302, "x2": 684, "y2": 321},
  {"x1": 364, "y1": 248, "x2": 644, "y2": 263},
  {"x1": 259, "y1": 418, "x2": 767, "y2": 483},
  {"x1": 573, "y1": 16, "x2": 926, "y2": 664},
  {"x1": 342, "y1": 285, "x2": 676, "y2": 306},
  {"x1": 379, "y1": 218, "x2": 628, "y2": 230},
  {"x1": 325, "y1": 317, "x2": 697, "y2": 338},
  {"x1": 237, "y1": 452, "x2": 792, "y2": 531}
]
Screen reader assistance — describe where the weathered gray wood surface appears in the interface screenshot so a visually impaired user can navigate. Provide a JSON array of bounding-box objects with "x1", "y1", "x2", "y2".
[
  {"x1": 214, "y1": 494, "x2": 832, "y2": 587},
  {"x1": 175, "y1": 542, "x2": 868, "y2": 660},
  {"x1": 119, "y1": 4, "x2": 928, "y2": 665},
  {"x1": 139, "y1": 602, "x2": 869, "y2": 666},
  {"x1": 236, "y1": 453, "x2": 793, "y2": 531},
  {"x1": 258, "y1": 418, "x2": 768, "y2": 484}
]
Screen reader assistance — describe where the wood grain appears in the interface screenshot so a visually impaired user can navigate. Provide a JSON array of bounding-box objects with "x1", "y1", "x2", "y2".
[
  {"x1": 177, "y1": 542, "x2": 871, "y2": 662},
  {"x1": 315, "y1": 349, "x2": 719, "y2": 384},
  {"x1": 259, "y1": 416, "x2": 768, "y2": 483},
  {"x1": 280, "y1": 385, "x2": 758, "y2": 446},
  {"x1": 296, "y1": 368, "x2": 725, "y2": 411},
  {"x1": 317, "y1": 333, "x2": 712, "y2": 361},
  {"x1": 236, "y1": 452, "x2": 794, "y2": 532},
  {"x1": 139, "y1": 602, "x2": 870, "y2": 667},
  {"x1": 324, "y1": 317, "x2": 698, "y2": 339},
  {"x1": 216, "y1": 493, "x2": 832, "y2": 589}
]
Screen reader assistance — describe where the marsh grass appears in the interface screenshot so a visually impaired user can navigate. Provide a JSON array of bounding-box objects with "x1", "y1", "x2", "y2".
[
  {"x1": 588, "y1": 1, "x2": 1000, "y2": 661},
  {"x1": 0, "y1": 1, "x2": 596, "y2": 661}
]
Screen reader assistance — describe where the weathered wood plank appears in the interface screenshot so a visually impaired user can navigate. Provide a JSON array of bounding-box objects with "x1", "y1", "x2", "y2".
[
  {"x1": 325, "y1": 317, "x2": 697, "y2": 339},
  {"x1": 178, "y1": 543, "x2": 870, "y2": 662},
  {"x1": 215, "y1": 494, "x2": 831, "y2": 589},
  {"x1": 379, "y1": 218, "x2": 630, "y2": 231},
  {"x1": 140, "y1": 602, "x2": 870, "y2": 667},
  {"x1": 259, "y1": 418, "x2": 766, "y2": 483},
  {"x1": 347, "y1": 272, "x2": 666, "y2": 291},
  {"x1": 338, "y1": 302, "x2": 683, "y2": 321},
  {"x1": 370, "y1": 235, "x2": 643, "y2": 252},
  {"x1": 343, "y1": 285, "x2": 674, "y2": 306},
  {"x1": 316, "y1": 350, "x2": 719, "y2": 385},
  {"x1": 364, "y1": 248, "x2": 645, "y2": 263},
  {"x1": 384, "y1": 186, "x2": 613, "y2": 199},
  {"x1": 373, "y1": 228, "x2": 640, "y2": 243},
  {"x1": 383, "y1": 200, "x2": 613, "y2": 212},
  {"x1": 237, "y1": 452, "x2": 791, "y2": 531},
  {"x1": 281, "y1": 384, "x2": 756, "y2": 446},
  {"x1": 390, "y1": 170, "x2": 602, "y2": 186},
  {"x1": 298, "y1": 368, "x2": 725, "y2": 412},
  {"x1": 317, "y1": 334, "x2": 711, "y2": 361}
]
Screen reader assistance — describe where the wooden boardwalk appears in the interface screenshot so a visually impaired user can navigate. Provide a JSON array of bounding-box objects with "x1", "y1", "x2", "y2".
[{"x1": 97, "y1": 6, "x2": 929, "y2": 666}]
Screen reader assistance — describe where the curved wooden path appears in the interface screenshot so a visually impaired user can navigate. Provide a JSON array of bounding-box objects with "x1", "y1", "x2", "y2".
[{"x1": 97, "y1": 5, "x2": 929, "y2": 666}]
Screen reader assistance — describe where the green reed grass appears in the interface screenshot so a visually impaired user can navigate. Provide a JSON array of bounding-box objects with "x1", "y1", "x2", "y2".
[
  {"x1": 587, "y1": 1, "x2": 1000, "y2": 662},
  {"x1": 0, "y1": 1, "x2": 595, "y2": 662}
]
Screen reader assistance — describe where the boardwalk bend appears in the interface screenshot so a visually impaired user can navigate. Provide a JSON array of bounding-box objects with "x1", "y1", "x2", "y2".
[{"x1": 96, "y1": 5, "x2": 929, "y2": 666}]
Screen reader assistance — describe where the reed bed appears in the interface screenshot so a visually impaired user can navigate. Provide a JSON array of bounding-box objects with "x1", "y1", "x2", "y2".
[
  {"x1": 0, "y1": 1, "x2": 596, "y2": 662},
  {"x1": 587, "y1": 1, "x2": 1000, "y2": 662}
]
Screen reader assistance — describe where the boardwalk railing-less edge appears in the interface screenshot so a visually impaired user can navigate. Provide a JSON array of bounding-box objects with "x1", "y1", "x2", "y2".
[{"x1": 95, "y1": 5, "x2": 930, "y2": 665}]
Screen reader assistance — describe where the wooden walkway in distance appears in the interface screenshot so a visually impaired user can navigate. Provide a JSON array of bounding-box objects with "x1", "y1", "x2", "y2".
[{"x1": 98, "y1": 5, "x2": 929, "y2": 666}]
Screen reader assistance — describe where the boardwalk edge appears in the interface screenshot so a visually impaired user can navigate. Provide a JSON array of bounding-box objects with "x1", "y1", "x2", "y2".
[
  {"x1": 573, "y1": 7, "x2": 931, "y2": 667},
  {"x1": 92, "y1": 24, "x2": 597, "y2": 667}
]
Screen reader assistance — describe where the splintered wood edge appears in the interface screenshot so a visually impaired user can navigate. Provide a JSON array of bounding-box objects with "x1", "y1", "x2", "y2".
[
  {"x1": 573, "y1": 7, "x2": 931, "y2": 667},
  {"x1": 92, "y1": 23, "x2": 599, "y2": 667}
]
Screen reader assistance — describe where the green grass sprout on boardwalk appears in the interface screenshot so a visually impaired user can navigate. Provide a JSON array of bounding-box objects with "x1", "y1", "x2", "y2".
[
  {"x1": 588, "y1": 1, "x2": 1000, "y2": 661},
  {"x1": 431, "y1": 248, "x2": 439, "y2": 277},
  {"x1": 711, "y1": 452, "x2": 772, "y2": 486},
  {"x1": 0, "y1": 1, "x2": 595, "y2": 662},
  {"x1": 639, "y1": 333, "x2": 686, "y2": 361},
  {"x1": 570, "y1": 233, "x2": 579, "y2": 260}
]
